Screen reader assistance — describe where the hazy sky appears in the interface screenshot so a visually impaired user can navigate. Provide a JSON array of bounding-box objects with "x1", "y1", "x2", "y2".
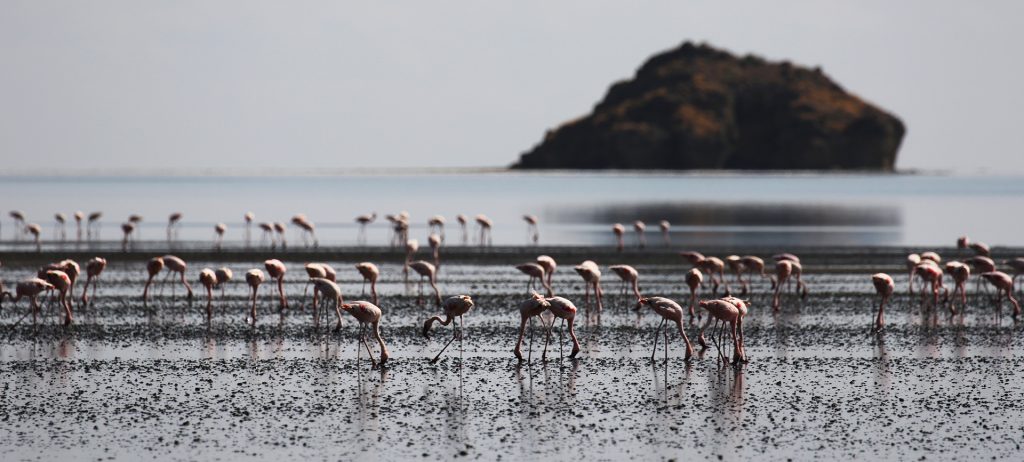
[{"x1": 1, "y1": 1, "x2": 1022, "y2": 174}]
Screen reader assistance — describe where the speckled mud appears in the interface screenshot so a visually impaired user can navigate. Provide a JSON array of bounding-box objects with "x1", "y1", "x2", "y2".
[{"x1": 2, "y1": 247, "x2": 1024, "y2": 461}]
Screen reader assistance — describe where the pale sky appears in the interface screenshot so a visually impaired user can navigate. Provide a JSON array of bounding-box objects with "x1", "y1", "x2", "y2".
[{"x1": 1, "y1": 1, "x2": 1022, "y2": 174}]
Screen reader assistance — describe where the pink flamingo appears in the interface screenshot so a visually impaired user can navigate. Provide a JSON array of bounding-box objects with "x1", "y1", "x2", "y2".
[
  {"x1": 475, "y1": 214, "x2": 493, "y2": 247},
  {"x1": 659, "y1": 220, "x2": 670, "y2": 246},
  {"x1": 245, "y1": 269, "x2": 264, "y2": 324},
  {"x1": 244, "y1": 212, "x2": 254, "y2": 247},
  {"x1": 80, "y1": 257, "x2": 107, "y2": 306},
  {"x1": 633, "y1": 221, "x2": 646, "y2": 248},
  {"x1": 966, "y1": 256, "x2": 996, "y2": 295},
  {"x1": 636, "y1": 297, "x2": 694, "y2": 362},
  {"x1": 259, "y1": 222, "x2": 275, "y2": 248},
  {"x1": 120, "y1": 222, "x2": 135, "y2": 251},
  {"x1": 301, "y1": 263, "x2": 329, "y2": 311},
  {"x1": 920, "y1": 251, "x2": 941, "y2": 264},
  {"x1": 87, "y1": 212, "x2": 102, "y2": 241},
  {"x1": 403, "y1": 238, "x2": 419, "y2": 286},
  {"x1": 513, "y1": 293, "x2": 553, "y2": 362},
  {"x1": 128, "y1": 214, "x2": 143, "y2": 240},
  {"x1": 700, "y1": 257, "x2": 728, "y2": 295},
  {"x1": 945, "y1": 262, "x2": 970, "y2": 314},
  {"x1": 523, "y1": 215, "x2": 539, "y2": 245},
  {"x1": 142, "y1": 257, "x2": 164, "y2": 303},
  {"x1": 981, "y1": 271, "x2": 1021, "y2": 318},
  {"x1": 536, "y1": 255, "x2": 557, "y2": 293},
  {"x1": 719, "y1": 296, "x2": 749, "y2": 362},
  {"x1": 428, "y1": 233, "x2": 441, "y2": 269},
  {"x1": 697, "y1": 299, "x2": 743, "y2": 364},
  {"x1": 456, "y1": 214, "x2": 469, "y2": 245},
  {"x1": 167, "y1": 212, "x2": 182, "y2": 244},
  {"x1": 54, "y1": 213, "x2": 67, "y2": 242},
  {"x1": 2, "y1": 278, "x2": 55, "y2": 325},
  {"x1": 42, "y1": 270, "x2": 73, "y2": 325},
  {"x1": 906, "y1": 253, "x2": 921, "y2": 294},
  {"x1": 684, "y1": 268, "x2": 703, "y2": 318},
  {"x1": 162, "y1": 255, "x2": 194, "y2": 301},
  {"x1": 541, "y1": 296, "x2": 581, "y2": 360},
  {"x1": 54, "y1": 259, "x2": 80, "y2": 307},
  {"x1": 957, "y1": 235, "x2": 991, "y2": 257},
  {"x1": 273, "y1": 222, "x2": 287, "y2": 249},
  {"x1": 612, "y1": 223, "x2": 625, "y2": 252},
  {"x1": 772, "y1": 253, "x2": 800, "y2": 263},
  {"x1": 339, "y1": 300, "x2": 390, "y2": 366},
  {"x1": 739, "y1": 255, "x2": 769, "y2": 295},
  {"x1": 423, "y1": 294, "x2": 475, "y2": 363},
  {"x1": 1005, "y1": 257, "x2": 1024, "y2": 295},
  {"x1": 771, "y1": 260, "x2": 793, "y2": 310},
  {"x1": 788, "y1": 261, "x2": 809, "y2": 299},
  {"x1": 26, "y1": 223, "x2": 41, "y2": 252},
  {"x1": 409, "y1": 260, "x2": 441, "y2": 306},
  {"x1": 516, "y1": 262, "x2": 550, "y2": 296},
  {"x1": 871, "y1": 273, "x2": 895, "y2": 331},
  {"x1": 9, "y1": 210, "x2": 26, "y2": 240},
  {"x1": 428, "y1": 215, "x2": 446, "y2": 243},
  {"x1": 215, "y1": 267, "x2": 233, "y2": 297},
  {"x1": 198, "y1": 269, "x2": 217, "y2": 322},
  {"x1": 609, "y1": 264, "x2": 641, "y2": 302},
  {"x1": 311, "y1": 277, "x2": 345, "y2": 329},
  {"x1": 265, "y1": 259, "x2": 288, "y2": 311},
  {"x1": 74, "y1": 211, "x2": 84, "y2": 242},
  {"x1": 573, "y1": 260, "x2": 604, "y2": 318},
  {"x1": 355, "y1": 212, "x2": 376, "y2": 245},
  {"x1": 914, "y1": 262, "x2": 948, "y2": 307},
  {"x1": 214, "y1": 223, "x2": 227, "y2": 250},
  {"x1": 725, "y1": 255, "x2": 744, "y2": 291},
  {"x1": 293, "y1": 215, "x2": 318, "y2": 248},
  {"x1": 355, "y1": 262, "x2": 380, "y2": 305}
]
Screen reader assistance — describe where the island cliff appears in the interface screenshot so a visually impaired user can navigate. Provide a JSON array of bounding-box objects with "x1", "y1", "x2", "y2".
[{"x1": 512, "y1": 42, "x2": 905, "y2": 170}]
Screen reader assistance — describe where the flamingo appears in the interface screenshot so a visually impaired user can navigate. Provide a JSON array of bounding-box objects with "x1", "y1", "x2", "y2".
[
  {"x1": 423, "y1": 294, "x2": 475, "y2": 363},
  {"x1": 54, "y1": 213, "x2": 67, "y2": 242},
  {"x1": 142, "y1": 257, "x2": 164, "y2": 303},
  {"x1": 771, "y1": 260, "x2": 793, "y2": 310},
  {"x1": 516, "y1": 262, "x2": 550, "y2": 296},
  {"x1": 311, "y1": 277, "x2": 345, "y2": 329},
  {"x1": 536, "y1": 255, "x2": 557, "y2": 293},
  {"x1": 966, "y1": 256, "x2": 997, "y2": 295},
  {"x1": 355, "y1": 212, "x2": 376, "y2": 245},
  {"x1": 80, "y1": 257, "x2": 107, "y2": 306},
  {"x1": 945, "y1": 262, "x2": 970, "y2": 314},
  {"x1": 391, "y1": 218, "x2": 409, "y2": 249},
  {"x1": 906, "y1": 253, "x2": 921, "y2": 295},
  {"x1": 301, "y1": 263, "x2": 328, "y2": 311},
  {"x1": 26, "y1": 223, "x2": 41, "y2": 252},
  {"x1": 120, "y1": 222, "x2": 135, "y2": 251},
  {"x1": 739, "y1": 255, "x2": 769, "y2": 295},
  {"x1": 772, "y1": 253, "x2": 800, "y2": 263},
  {"x1": 659, "y1": 220, "x2": 670, "y2": 246},
  {"x1": 788, "y1": 261, "x2": 809, "y2": 299},
  {"x1": 215, "y1": 267, "x2": 233, "y2": 298},
  {"x1": 633, "y1": 221, "x2": 646, "y2": 248},
  {"x1": 355, "y1": 262, "x2": 380, "y2": 305},
  {"x1": 719, "y1": 295, "x2": 749, "y2": 362},
  {"x1": 338, "y1": 300, "x2": 390, "y2": 366},
  {"x1": 404, "y1": 238, "x2": 419, "y2": 286},
  {"x1": 513, "y1": 293, "x2": 553, "y2": 362},
  {"x1": 456, "y1": 214, "x2": 469, "y2": 245},
  {"x1": 523, "y1": 215, "x2": 539, "y2": 245},
  {"x1": 725, "y1": 255, "x2": 744, "y2": 291},
  {"x1": 163, "y1": 255, "x2": 194, "y2": 302},
  {"x1": 920, "y1": 251, "x2": 941, "y2": 264},
  {"x1": 541, "y1": 296, "x2": 581, "y2": 360},
  {"x1": 9, "y1": 211, "x2": 26, "y2": 241},
  {"x1": 428, "y1": 215, "x2": 446, "y2": 243},
  {"x1": 244, "y1": 269, "x2": 264, "y2": 324},
  {"x1": 428, "y1": 234, "x2": 441, "y2": 270},
  {"x1": 214, "y1": 223, "x2": 227, "y2": 250},
  {"x1": 699, "y1": 256, "x2": 728, "y2": 295},
  {"x1": 957, "y1": 235, "x2": 991, "y2": 257},
  {"x1": 167, "y1": 212, "x2": 182, "y2": 244},
  {"x1": 259, "y1": 222, "x2": 275, "y2": 248},
  {"x1": 265, "y1": 259, "x2": 288, "y2": 311},
  {"x1": 573, "y1": 260, "x2": 604, "y2": 318},
  {"x1": 981, "y1": 271, "x2": 1021, "y2": 318},
  {"x1": 292, "y1": 215, "x2": 318, "y2": 248},
  {"x1": 871, "y1": 273, "x2": 895, "y2": 331},
  {"x1": 74, "y1": 211, "x2": 84, "y2": 242},
  {"x1": 53, "y1": 259, "x2": 80, "y2": 306},
  {"x1": 636, "y1": 297, "x2": 694, "y2": 362},
  {"x1": 697, "y1": 299, "x2": 742, "y2": 364},
  {"x1": 475, "y1": 214, "x2": 493, "y2": 247},
  {"x1": 244, "y1": 212, "x2": 254, "y2": 247},
  {"x1": 2, "y1": 278, "x2": 55, "y2": 325},
  {"x1": 914, "y1": 262, "x2": 948, "y2": 307},
  {"x1": 684, "y1": 268, "x2": 702, "y2": 318},
  {"x1": 612, "y1": 223, "x2": 625, "y2": 252},
  {"x1": 609, "y1": 264, "x2": 642, "y2": 302},
  {"x1": 198, "y1": 268, "x2": 217, "y2": 322},
  {"x1": 42, "y1": 270, "x2": 73, "y2": 325},
  {"x1": 1005, "y1": 257, "x2": 1024, "y2": 295},
  {"x1": 408, "y1": 260, "x2": 441, "y2": 306},
  {"x1": 273, "y1": 222, "x2": 287, "y2": 249},
  {"x1": 128, "y1": 214, "x2": 143, "y2": 240}
]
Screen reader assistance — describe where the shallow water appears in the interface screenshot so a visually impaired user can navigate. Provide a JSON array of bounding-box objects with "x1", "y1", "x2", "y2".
[
  {"x1": 2, "y1": 172, "x2": 1024, "y2": 248},
  {"x1": 2, "y1": 249, "x2": 1024, "y2": 460}
]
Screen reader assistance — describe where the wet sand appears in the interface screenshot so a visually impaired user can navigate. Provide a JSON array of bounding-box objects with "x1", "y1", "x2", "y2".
[{"x1": 2, "y1": 246, "x2": 1023, "y2": 460}]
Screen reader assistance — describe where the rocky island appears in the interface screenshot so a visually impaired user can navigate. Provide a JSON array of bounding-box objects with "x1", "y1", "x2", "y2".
[{"x1": 512, "y1": 42, "x2": 905, "y2": 170}]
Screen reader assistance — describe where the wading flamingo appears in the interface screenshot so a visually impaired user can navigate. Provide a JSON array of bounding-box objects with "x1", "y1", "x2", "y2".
[
  {"x1": 456, "y1": 214, "x2": 469, "y2": 245},
  {"x1": 409, "y1": 260, "x2": 441, "y2": 306},
  {"x1": 428, "y1": 234, "x2": 441, "y2": 270},
  {"x1": 54, "y1": 213, "x2": 67, "y2": 242},
  {"x1": 428, "y1": 215, "x2": 446, "y2": 243},
  {"x1": 244, "y1": 212, "x2": 254, "y2": 247},
  {"x1": 120, "y1": 222, "x2": 135, "y2": 251},
  {"x1": 355, "y1": 262, "x2": 380, "y2": 305},
  {"x1": 906, "y1": 253, "x2": 921, "y2": 295},
  {"x1": 128, "y1": 215, "x2": 143, "y2": 240},
  {"x1": 1005, "y1": 257, "x2": 1024, "y2": 295},
  {"x1": 339, "y1": 300, "x2": 390, "y2": 366},
  {"x1": 871, "y1": 273, "x2": 895, "y2": 331},
  {"x1": 42, "y1": 270, "x2": 73, "y2": 325},
  {"x1": 163, "y1": 255, "x2": 194, "y2": 302},
  {"x1": 513, "y1": 293, "x2": 553, "y2": 362},
  {"x1": 214, "y1": 223, "x2": 226, "y2": 250},
  {"x1": 612, "y1": 224, "x2": 625, "y2": 252},
  {"x1": 957, "y1": 235, "x2": 991, "y2": 257},
  {"x1": 573, "y1": 260, "x2": 604, "y2": 318},
  {"x1": 945, "y1": 262, "x2": 970, "y2": 314},
  {"x1": 265, "y1": 259, "x2": 288, "y2": 311},
  {"x1": 26, "y1": 223, "x2": 41, "y2": 252},
  {"x1": 80, "y1": 257, "x2": 107, "y2": 306},
  {"x1": 536, "y1": 255, "x2": 557, "y2": 293},
  {"x1": 355, "y1": 212, "x2": 376, "y2": 245},
  {"x1": 259, "y1": 222, "x2": 275, "y2": 248},
  {"x1": 198, "y1": 268, "x2": 217, "y2": 322},
  {"x1": 684, "y1": 268, "x2": 703, "y2": 318},
  {"x1": 739, "y1": 255, "x2": 769, "y2": 295},
  {"x1": 475, "y1": 215, "x2": 493, "y2": 247},
  {"x1": 981, "y1": 271, "x2": 1021, "y2": 318},
  {"x1": 914, "y1": 262, "x2": 948, "y2": 307},
  {"x1": 245, "y1": 269, "x2": 264, "y2": 324},
  {"x1": 516, "y1": 262, "x2": 550, "y2": 296},
  {"x1": 541, "y1": 296, "x2": 581, "y2": 360},
  {"x1": 142, "y1": 257, "x2": 164, "y2": 303},
  {"x1": 311, "y1": 277, "x2": 344, "y2": 329},
  {"x1": 523, "y1": 215, "x2": 539, "y2": 245},
  {"x1": 636, "y1": 297, "x2": 694, "y2": 362},
  {"x1": 697, "y1": 299, "x2": 742, "y2": 364},
  {"x1": 423, "y1": 295, "x2": 475, "y2": 363},
  {"x1": 633, "y1": 221, "x2": 646, "y2": 248},
  {"x1": 167, "y1": 212, "x2": 182, "y2": 244},
  {"x1": 771, "y1": 260, "x2": 793, "y2": 310},
  {"x1": 609, "y1": 264, "x2": 641, "y2": 302},
  {"x1": 273, "y1": 222, "x2": 287, "y2": 249},
  {"x1": 2, "y1": 278, "x2": 54, "y2": 325},
  {"x1": 74, "y1": 211, "x2": 84, "y2": 242},
  {"x1": 9, "y1": 211, "x2": 26, "y2": 241},
  {"x1": 659, "y1": 220, "x2": 670, "y2": 246}
]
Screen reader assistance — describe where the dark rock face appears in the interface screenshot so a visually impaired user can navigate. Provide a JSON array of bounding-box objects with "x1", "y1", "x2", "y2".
[{"x1": 512, "y1": 42, "x2": 905, "y2": 170}]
